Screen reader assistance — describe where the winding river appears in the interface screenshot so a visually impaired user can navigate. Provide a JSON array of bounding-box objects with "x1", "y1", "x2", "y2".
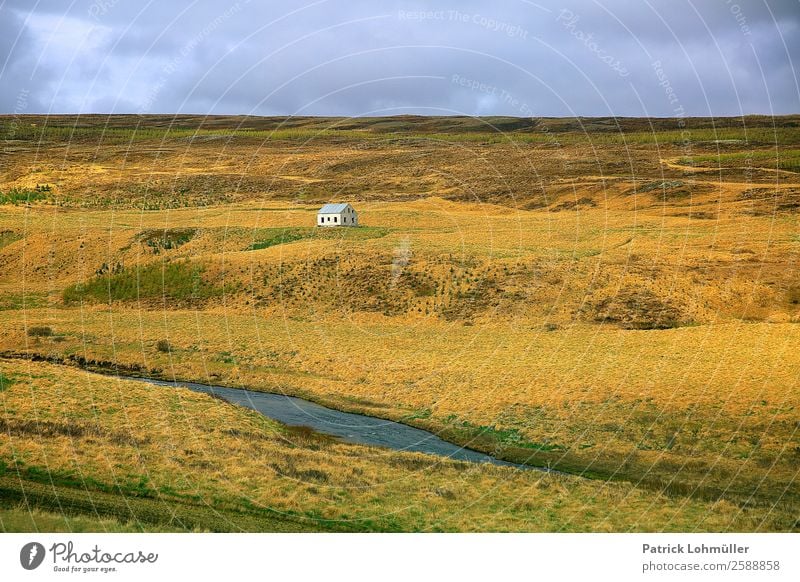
[{"x1": 135, "y1": 376, "x2": 535, "y2": 470}]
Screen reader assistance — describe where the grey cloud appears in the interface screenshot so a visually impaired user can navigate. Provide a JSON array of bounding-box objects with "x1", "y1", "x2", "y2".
[
  {"x1": 1, "y1": 0, "x2": 798, "y2": 117},
  {"x1": 0, "y1": 5, "x2": 51, "y2": 113}
]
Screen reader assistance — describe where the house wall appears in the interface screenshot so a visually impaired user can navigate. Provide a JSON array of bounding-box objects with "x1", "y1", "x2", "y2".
[
  {"x1": 318, "y1": 213, "x2": 339, "y2": 226},
  {"x1": 317, "y1": 211, "x2": 358, "y2": 227}
]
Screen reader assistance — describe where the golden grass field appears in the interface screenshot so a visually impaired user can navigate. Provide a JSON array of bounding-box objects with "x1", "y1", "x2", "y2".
[
  {"x1": 0, "y1": 114, "x2": 798, "y2": 531},
  {"x1": 0, "y1": 358, "x2": 780, "y2": 532}
]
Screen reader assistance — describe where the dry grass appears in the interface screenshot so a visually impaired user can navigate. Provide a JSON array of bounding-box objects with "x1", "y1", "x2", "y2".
[
  {"x1": 1, "y1": 358, "x2": 775, "y2": 532},
  {"x1": 2, "y1": 309, "x2": 797, "y2": 526},
  {"x1": 0, "y1": 505, "x2": 182, "y2": 533},
  {"x1": 2, "y1": 198, "x2": 798, "y2": 326},
  {"x1": 0, "y1": 114, "x2": 798, "y2": 531}
]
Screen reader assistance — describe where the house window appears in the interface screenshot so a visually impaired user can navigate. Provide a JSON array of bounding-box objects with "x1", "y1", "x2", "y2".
[{"x1": 334, "y1": 216, "x2": 338, "y2": 223}]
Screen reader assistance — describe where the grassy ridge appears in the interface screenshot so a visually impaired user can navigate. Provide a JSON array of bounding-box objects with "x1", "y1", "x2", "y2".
[
  {"x1": 249, "y1": 226, "x2": 389, "y2": 250},
  {"x1": 3, "y1": 112, "x2": 797, "y2": 132},
  {"x1": 3, "y1": 115, "x2": 796, "y2": 212},
  {"x1": 4, "y1": 119, "x2": 800, "y2": 146},
  {"x1": 62, "y1": 261, "x2": 223, "y2": 305},
  {"x1": 680, "y1": 149, "x2": 800, "y2": 172}
]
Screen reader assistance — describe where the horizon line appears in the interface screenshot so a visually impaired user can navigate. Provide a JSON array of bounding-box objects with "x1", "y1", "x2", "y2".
[{"x1": 2, "y1": 112, "x2": 799, "y2": 120}]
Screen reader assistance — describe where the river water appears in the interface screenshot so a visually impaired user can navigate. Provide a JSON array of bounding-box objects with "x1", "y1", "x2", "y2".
[{"x1": 136, "y1": 377, "x2": 533, "y2": 470}]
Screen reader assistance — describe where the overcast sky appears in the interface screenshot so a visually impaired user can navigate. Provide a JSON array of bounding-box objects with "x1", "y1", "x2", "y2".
[{"x1": 1, "y1": 0, "x2": 798, "y2": 117}]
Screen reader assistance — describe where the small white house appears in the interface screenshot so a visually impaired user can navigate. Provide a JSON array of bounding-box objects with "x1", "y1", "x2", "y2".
[{"x1": 317, "y1": 203, "x2": 358, "y2": 227}]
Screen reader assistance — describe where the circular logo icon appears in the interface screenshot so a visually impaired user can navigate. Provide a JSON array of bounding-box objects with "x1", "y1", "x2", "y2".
[{"x1": 20, "y1": 542, "x2": 46, "y2": 570}]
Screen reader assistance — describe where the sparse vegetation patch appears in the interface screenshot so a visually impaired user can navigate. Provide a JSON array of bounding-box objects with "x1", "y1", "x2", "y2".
[
  {"x1": 0, "y1": 186, "x2": 51, "y2": 205},
  {"x1": 27, "y1": 326, "x2": 53, "y2": 337},
  {"x1": 139, "y1": 228, "x2": 197, "y2": 253},
  {"x1": 62, "y1": 261, "x2": 222, "y2": 305},
  {"x1": 248, "y1": 226, "x2": 389, "y2": 250}
]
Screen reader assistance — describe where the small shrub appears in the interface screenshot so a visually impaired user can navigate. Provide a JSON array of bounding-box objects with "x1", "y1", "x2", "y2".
[
  {"x1": 788, "y1": 286, "x2": 800, "y2": 305},
  {"x1": 156, "y1": 339, "x2": 171, "y2": 353},
  {"x1": 139, "y1": 228, "x2": 197, "y2": 253},
  {"x1": 590, "y1": 288, "x2": 686, "y2": 330},
  {"x1": 27, "y1": 326, "x2": 53, "y2": 337},
  {"x1": 434, "y1": 487, "x2": 456, "y2": 500}
]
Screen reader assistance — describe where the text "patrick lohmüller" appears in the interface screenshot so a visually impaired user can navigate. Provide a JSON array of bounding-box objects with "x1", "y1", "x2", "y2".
[{"x1": 643, "y1": 543, "x2": 749, "y2": 555}]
